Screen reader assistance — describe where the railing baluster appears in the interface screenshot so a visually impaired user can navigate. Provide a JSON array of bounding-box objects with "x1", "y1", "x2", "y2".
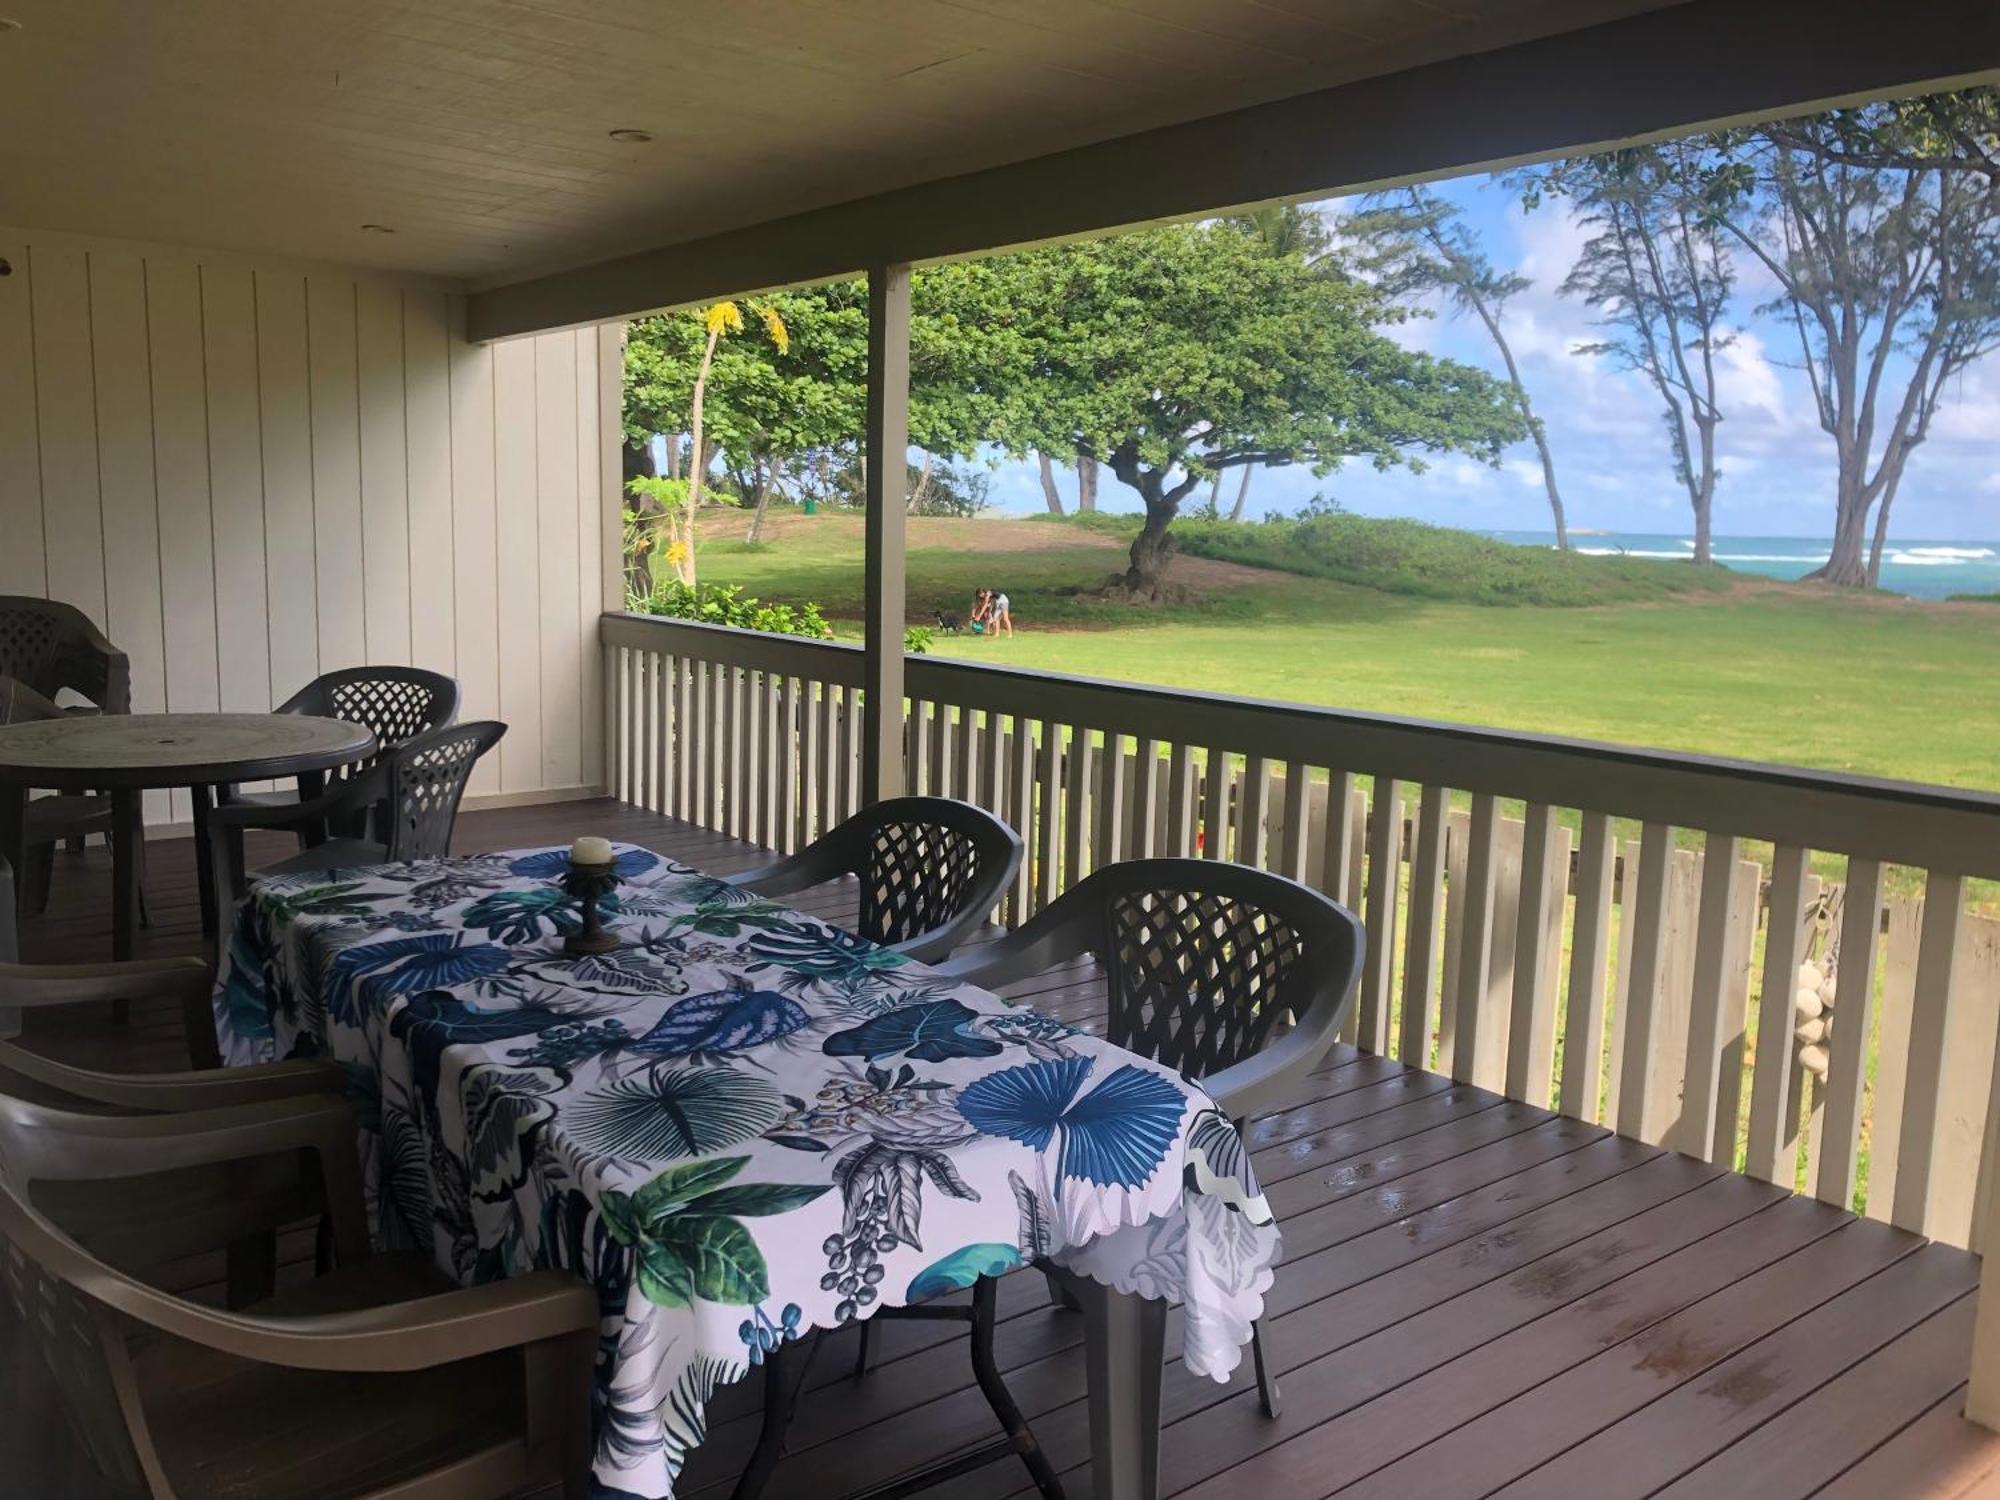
[
  {"x1": 671, "y1": 655, "x2": 690, "y2": 818},
  {"x1": 1711, "y1": 856, "x2": 1761, "y2": 1165},
  {"x1": 1678, "y1": 832, "x2": 1744, "y2": 1160},
  {"x1": 619, "y1": 647, "x2": 637, "y2": 805},
  {"x1": 1615, "y1": 823, "x2": 1674, "y2": 1140},
  {"x1": 1399, "y1": 783, "x2": 1448, "y2": 1070},
  {"x1": 1130, "y1": 738, "x2": 1161, "y2": 859},
  {"x1": 1320, "y1": 771, "x2": 1356, "y2": 900},
  {"x1": 979, "y1": 709, "x2": 1004, "y2": 815},
  {"x1": 1358, "y1": 777, "x2": 1403, "y2": 1054},
  {"x1": 1892, "y1": 871, "x2": 1966, "y2": 1236},
  {"x1": 1063, "y1": 728, "x2": 1093, "y2": 894},
  {"x1": 1560, "y1": 811, "x2": 1615, "y2": 1122},
  {"x1": 936, "y1": 702, "x2": 958, "y2": 799},
  {"x1": 1817, "y1": 856, "x2": 1884, "y2": 1210},
  {"x1": 1008, "y1": 714, "x2": 1034, "y2": 923},
  {"x1": 953, "y1": 701, "x2": 976, "y2": 806},
  {"x1": 1166, "y1": 743, "x2": 1196, "y2": 858},
  {"x1": 1035, "y1": 722, "x2": 1063, "y2": 912},
  {"x1": 1203, "y1": 749, "x2": 1230, "y2": 862},
  {"x1": 1094, "y1": 733, "x2": 1126, "y2": 871},
  {"x1": 1506, "y1": 801, "x2": 1561, "y2": 1109},
  {"x1": 1279, "y1": 761, "x2": 1310, "y2": 882},
  {"x1": 775, "y1": 677, "x2": 799, "y2": 853},
  {"x1": 1452, "y1": 793, "x2": 1502, "y2": 1088},
  {"x1": 1745, "y1": 845, "x2": 1812, "y2": 1183},
  {"x1": 1239, "y1": 755, "x2": 1271, "y2": 869},
  {"x1": 816, "y1": 681, "x2": 839, "y2": 831}
]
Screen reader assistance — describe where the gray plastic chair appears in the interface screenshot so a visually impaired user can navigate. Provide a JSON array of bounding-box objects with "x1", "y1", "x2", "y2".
[
  {"x1": 933, "y1": 856, "x2": 1366, "y2": 1418},
  {"x1": 724, "y1": 795, "x2": 1023, "y2": 963},
  {"x1": 207, "y1": 720, "x2": 506, "y2": 923},
  {"x1": 0, "y1": 1089, "x2": 597, "y2": 1499},
  {"x1": 0, "y1": 596, "x2": 130, "y2": 715},
  {"x1": 221, "y1": 667, "x2": 461, "y2": 838}
]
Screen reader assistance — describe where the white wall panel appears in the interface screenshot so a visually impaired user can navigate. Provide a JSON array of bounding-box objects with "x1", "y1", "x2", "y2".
[
  {"x1": 0, "y1": 233, "x2": 45, "y2": 596},
  {"x1": 0, "y1": 227, "x2": 616, "y2": 825}
]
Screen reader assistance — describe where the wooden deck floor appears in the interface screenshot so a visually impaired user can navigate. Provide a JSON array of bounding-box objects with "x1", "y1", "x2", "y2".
[{"x1": 9, "y1": 798, "x2": 2000, "y2": 1500}]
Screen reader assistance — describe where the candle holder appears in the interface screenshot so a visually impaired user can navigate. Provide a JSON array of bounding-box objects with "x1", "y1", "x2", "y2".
[{"x1": 562, "y1": 858, "x2": 622, "y2": 955}]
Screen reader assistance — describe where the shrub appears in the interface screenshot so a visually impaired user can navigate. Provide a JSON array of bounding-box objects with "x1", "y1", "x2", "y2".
[{"x1": 638, "y1": 580, "x2": 833, "y2": 639}]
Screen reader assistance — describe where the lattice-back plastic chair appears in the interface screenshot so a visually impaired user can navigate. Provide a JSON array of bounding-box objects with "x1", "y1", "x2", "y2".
[
  {"x1": 0, "y1": 1089, "x2": 597, "y2": 1499},
  {"x1": 933, "y1": 856, "x2": 1365, "y2": 1417},
  {"x1": 208, "y1": 722, "x2": 507, "y2": 919},
  {"x1": 0, "y1": 676, "x2": 140, "y2": 920},
  {"x1": 225, "y1": 667, "x2": 461, "y2": 837},
  {"x1": 0, "y1": 596, "x2": 130, "y2": 715},
  {"x1": 724, "y1": 795, "x2": 1024, "y2": 963}
]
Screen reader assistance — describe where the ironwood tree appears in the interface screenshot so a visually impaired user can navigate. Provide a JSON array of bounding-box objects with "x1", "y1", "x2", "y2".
[
  {"x1": 1343, "y1": 185, "x2": 1572, "y2": 550},
  {"x1": 1700, "y1": 89, "x2": 2000, "y2": 586},
  {"x1": 1516, "y1": 142, "x2": 1734, "y2": 563}
]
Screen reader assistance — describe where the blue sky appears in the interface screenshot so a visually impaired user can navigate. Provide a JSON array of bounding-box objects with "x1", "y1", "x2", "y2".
[{"x1": 983, "y1": 175, "x2": 2000, "y2": 543}]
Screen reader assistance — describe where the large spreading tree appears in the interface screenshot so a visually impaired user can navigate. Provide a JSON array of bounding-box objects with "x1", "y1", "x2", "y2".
[
  {"x1": 940, "y1": 220, "x2": 1524, "y2": 594},
  {"x1": 1698, "y1": 89, "x2": 2000, "y2": 585},
  {"x1": 1342, "y1": 185, "x2": 1572, "y2": 550},
  {"x1": 1515, "y1": 141, "x2": 1735, "y2": 564}
]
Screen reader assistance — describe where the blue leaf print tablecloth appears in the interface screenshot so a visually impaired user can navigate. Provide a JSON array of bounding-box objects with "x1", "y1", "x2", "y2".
[{"x1": 214, "y1": 845, "x2": 1281, "y2": 1500}]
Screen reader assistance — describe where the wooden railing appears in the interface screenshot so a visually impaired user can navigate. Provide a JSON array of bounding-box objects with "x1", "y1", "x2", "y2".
[{"x1": 600, "y1": 611, "x2": 2000, "y2": 1252}]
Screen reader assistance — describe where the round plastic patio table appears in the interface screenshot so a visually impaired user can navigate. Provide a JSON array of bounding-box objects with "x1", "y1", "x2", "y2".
[{"x1": 0, "y1": 711, "x2": 375, "y2": 958}]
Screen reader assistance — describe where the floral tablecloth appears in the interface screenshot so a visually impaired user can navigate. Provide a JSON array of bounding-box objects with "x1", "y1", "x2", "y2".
[{"x1": 214, "y1": 845, "x2": 1280, "y2": 1499}]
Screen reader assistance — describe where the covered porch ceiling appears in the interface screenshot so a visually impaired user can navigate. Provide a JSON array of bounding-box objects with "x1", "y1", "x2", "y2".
[{"x1": 4, "y1": 0, "x2": 1994, "y2": 340}]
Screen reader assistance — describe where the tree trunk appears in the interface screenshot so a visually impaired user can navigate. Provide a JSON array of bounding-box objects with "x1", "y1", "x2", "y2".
[
  {"x1": 909, "y1": 449, "x2": 936, "y2": 513},
  {"x1": 1867, "y1": 462, "x2": 1912, "y2": 589},
  {"x1": 1036, "y1": 451, "x2": 1066, "y2": 515},
  {"x1": 1528, "y1": 421, "x2": 1568, "y2": 551},
  {"x1": 621, "y1": 438, "x2": 660, "y2": 602},
  {"x1": 745, "y1": 458, "x2": 777, "y2": 544},
  {"x1": 1228, "y1": 466, "x2": 1254, "y2": 522},
  {"x1": 1810, "y1": 478, "x2": 1873, "y2": 586},
  {"x1": 1076, "y1": 453, "x2": 1098, "y2": 512},
  {"x1": 1123, "y1": 500, "x2": 1178, "y2": 596}
]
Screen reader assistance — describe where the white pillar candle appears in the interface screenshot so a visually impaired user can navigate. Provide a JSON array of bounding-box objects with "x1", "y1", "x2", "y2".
[{"x1": 571, "y1": 836, "x2": 615, "y2": 867}]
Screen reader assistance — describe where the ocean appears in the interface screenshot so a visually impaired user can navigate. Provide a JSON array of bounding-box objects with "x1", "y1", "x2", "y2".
[{"x1": 1487, "y1": 532, "x2": 2000, "y2": 601}]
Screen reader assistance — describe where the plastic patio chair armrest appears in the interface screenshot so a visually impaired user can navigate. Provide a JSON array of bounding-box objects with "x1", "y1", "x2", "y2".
[
  {"x1": 0, "y1": 1042, "x2": 347, "y2": 1113},
  {"x1": 1200, "y1": 1028, "x2": 1333, "y2": 1122},
  {"x1": 208, "y1": 765, "x2": 385, "y2": 834},
  {"x1": 0, "y1": 955, "x2": 212, "y2": 1010},
  {"x1": 891, "y1": 899, "x2": 1005, "y2": 965},
  {"x1": 115, "y1": 1269, "x2": 604, "y2": 1374},
  {"x1": 720, "y1": 841, "x2": 850, "y2": 899},
  {"x1": 4, "y1": 1094, "x2": 370, "y2": 1262},
  {"x1": 928, "y1": 901, "x2": 1098, "y2": 993}
]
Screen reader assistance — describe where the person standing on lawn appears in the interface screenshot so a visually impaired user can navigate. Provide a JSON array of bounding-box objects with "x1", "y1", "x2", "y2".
[{"x1": 988, "y1": 588, "x2": 1014, "y2": 637}]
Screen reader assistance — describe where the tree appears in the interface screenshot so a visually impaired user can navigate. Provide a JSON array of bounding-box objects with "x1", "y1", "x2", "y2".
[
  {"x1": 1342, "y1": 185, "x2": 1571, "y2": 549},
  {"x1": 1699, "y1": 90, "x2": 2000, "y2": 585},
  {"x1": 943, "y1": 221, "x2": 1524, "y2": 594},
  {"x1": 1518, "y1": 142, "x2": 1734, "y2": 563}
]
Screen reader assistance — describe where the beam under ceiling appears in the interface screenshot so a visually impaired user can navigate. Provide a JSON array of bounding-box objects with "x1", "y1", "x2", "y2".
[{"x1": 468, "y1": 0, "x2": 2000, "y2": 342}]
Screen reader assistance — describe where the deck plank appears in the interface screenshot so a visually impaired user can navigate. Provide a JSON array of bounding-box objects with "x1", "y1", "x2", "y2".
[{"x1": 5, "y1": 798, "x2": 1991, "y2": 1500}]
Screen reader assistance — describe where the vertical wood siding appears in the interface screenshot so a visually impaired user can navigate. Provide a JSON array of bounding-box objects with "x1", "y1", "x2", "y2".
[{"x1": 0, "y1": 229, "x2": 613, "y2": 819}]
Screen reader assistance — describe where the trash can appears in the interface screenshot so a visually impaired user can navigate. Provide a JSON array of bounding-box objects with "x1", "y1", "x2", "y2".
[{"x1": 803, "y1": 497, "x2": 817, "y2": 516}]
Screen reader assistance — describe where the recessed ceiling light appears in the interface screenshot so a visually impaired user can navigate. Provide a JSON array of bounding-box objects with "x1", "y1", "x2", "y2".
[
  {"x1": 360, "y1": 223, "x2": 395, "y2": 234},
  {"x1": 608, "y1": 128, "x2": 653, "y2": 144}
]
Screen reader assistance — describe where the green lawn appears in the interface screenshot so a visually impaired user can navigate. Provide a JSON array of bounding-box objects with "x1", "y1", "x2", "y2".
[{"x1": 693, "y1": 508, "x2": 2000, "y2": 792}]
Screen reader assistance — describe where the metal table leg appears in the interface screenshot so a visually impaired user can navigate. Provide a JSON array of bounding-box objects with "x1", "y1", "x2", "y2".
[{"x1": 1070, "y1": 1272, "x2": 1167, "y2": 1500}]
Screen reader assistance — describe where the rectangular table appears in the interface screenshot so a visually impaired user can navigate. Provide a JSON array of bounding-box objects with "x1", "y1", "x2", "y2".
[{"x1": 215, "y1": 845, "x2": 1280, "y2": 1500}]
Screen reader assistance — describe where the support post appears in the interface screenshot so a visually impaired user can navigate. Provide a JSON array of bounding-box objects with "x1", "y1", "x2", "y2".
[{"x1": 862, "y1": 263, "x2": 911, "y2": 805}]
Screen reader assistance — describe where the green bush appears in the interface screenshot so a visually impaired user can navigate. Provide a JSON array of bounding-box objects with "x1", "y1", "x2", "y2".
[
  {"x1": 1035, "y1": 508, "x2": 1735, "y2": 608},
  {"x1": 638, "y1": 580, "x2": 833, "y2": 639}
]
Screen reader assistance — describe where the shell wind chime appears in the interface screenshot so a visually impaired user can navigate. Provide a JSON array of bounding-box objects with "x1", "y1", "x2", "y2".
[{"x1": 1792, "y1": 888, "x2": 1840, "y2": 1079}]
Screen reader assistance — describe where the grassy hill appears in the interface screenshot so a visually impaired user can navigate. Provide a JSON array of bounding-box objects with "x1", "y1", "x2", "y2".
[{"x1": 682, "y1": 505, "x2": 2000, "y2": 792}]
